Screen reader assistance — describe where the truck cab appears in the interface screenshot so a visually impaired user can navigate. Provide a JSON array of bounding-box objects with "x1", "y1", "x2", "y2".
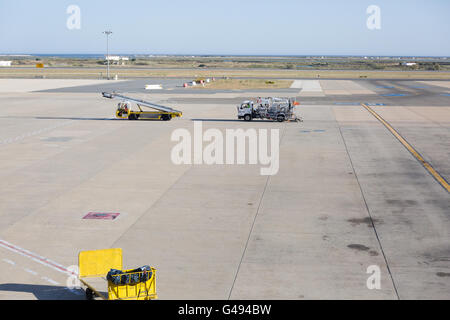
[{"x1": 237, "y1": 101, "x2": 255, "y2": 121}]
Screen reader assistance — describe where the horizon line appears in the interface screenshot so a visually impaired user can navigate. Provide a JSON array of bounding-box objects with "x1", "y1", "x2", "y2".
[{"x1": 1, "y1": 53, "x2": 449, "y2": 58}]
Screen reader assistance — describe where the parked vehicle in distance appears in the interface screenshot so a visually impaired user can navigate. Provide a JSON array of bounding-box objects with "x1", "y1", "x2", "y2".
[{"x1": 237, "y1": 97, "x2": 301, "y2": 122}]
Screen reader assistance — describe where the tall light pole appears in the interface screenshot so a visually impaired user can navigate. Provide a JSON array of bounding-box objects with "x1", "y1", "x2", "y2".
[{"x1": 103, "y1": 30, "x2": 112, "y2": 79}]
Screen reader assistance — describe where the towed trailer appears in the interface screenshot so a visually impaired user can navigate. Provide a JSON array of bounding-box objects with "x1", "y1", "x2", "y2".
[
  {"x1": 78, "y1": 248, "x2": 157, "y2": 300},
  {"x1": 237, "y1": 97, "x2": 302, "y2": 122},
  {"x1": 102, "y1": 92, "x2": 182, "y2": 121}
]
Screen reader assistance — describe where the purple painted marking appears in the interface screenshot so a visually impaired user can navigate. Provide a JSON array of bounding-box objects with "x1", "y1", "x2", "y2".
[{"x1": 83, "y1": 212, "x2": 120, "y2": 220}]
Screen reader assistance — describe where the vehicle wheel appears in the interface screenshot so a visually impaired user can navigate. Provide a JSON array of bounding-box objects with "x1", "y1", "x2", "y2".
[
  {"x1": 277, "y1": 115, "x2": 285, "y2": 122},
  {"x1": 244, "y1": 114, "x2": 252, "y2": 121},
  {"x1": 85, "y1": 288, "x2": 95, "y2": 300},
  {"x1": 128, "y1": 114, "x2": 137, "y2": 120},
  {"x1": 164, "y1": 114, "x2": 172, "y2": 121}
]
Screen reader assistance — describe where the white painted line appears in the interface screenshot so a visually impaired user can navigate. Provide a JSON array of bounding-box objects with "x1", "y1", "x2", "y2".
[
  {"x1": 2, "y1": 258, "x2": 15, "y2": 265},
  {"x1": 291, "y1": 80, "x2": 325, "y2": 96},
  {"x1": 41, "y1": 276, "x2": 59, "y2": 285},
  {"x1": 291, "y1": 80, "x2": 323, "y2": 91},
  {"x1": 0, "y1": 239, "x2": 84, "y2": 297},
  {"x1": 0, "y1": 120, "x2": 75, "y2": 146},
  {"x1": 290, "y1": 80, "x2": 303, "y2": 89},
  {"x1": 24, "y1": 268, "x2": 38, "y2": 276},
  {"x1": 0, "y1": 239, "x2": 76, "y2": 277},
  {"x1": 145, "y1": 84, "x2": 163, "y2": 90}
]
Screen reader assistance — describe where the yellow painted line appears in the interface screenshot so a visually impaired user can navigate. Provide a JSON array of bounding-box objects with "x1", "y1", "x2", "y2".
[{"x1": 361, "y1": 103, "x2": 450, "y2": 193}]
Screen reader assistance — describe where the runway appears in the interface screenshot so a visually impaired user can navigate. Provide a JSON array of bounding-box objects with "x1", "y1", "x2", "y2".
[{"x1": 0, "y1": 78, "x2": 449, "y2": 299}]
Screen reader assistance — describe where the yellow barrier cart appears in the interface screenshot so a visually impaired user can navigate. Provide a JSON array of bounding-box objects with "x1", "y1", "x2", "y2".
[{"x1": 78, "y1": 248, "x2": 157, "y2": 300}]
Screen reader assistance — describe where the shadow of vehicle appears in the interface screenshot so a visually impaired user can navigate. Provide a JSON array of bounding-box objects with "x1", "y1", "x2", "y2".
[
  {"x1": 0, "y1": 283, "x2": 88, "y2": 300},
  {"x1": 190, "y1": 118, "x2": 272, "y2": 123},
  {"x1": 35, "y1": 116, "x2": 119, "y2": 121},
  {"x1": 0, "y1": 116, "x2": 119, "y2": 121}
]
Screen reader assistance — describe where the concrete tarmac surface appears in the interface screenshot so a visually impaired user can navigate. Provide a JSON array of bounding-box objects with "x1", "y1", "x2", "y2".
[{"x1": 0, "y1": 78, "x2": 449, "y2": 299}]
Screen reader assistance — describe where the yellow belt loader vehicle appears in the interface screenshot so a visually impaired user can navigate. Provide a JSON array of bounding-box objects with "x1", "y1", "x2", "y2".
[{"x1": 102, "y1": 92, "x2": 182, "y2": 121}]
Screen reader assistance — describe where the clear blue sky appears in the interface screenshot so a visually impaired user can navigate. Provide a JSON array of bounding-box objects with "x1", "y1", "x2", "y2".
[{"x1": 0, "y1": 0, "x2": 449, "y2": 56}]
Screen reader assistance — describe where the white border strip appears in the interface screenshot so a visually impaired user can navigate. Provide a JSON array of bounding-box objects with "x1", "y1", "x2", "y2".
[{"x1": 0, "y1": 239, "x2": 76, "y2": 276}]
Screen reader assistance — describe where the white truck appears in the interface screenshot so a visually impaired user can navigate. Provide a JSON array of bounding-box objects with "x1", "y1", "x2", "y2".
[{"x1": 237, "y1": 97, "x2": 301, "y2": 122}]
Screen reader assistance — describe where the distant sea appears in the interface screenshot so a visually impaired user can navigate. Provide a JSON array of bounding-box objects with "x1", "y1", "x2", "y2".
[
  {"x1": 30, "y1": 54, "x2": 106, "y2": 59},
  {"x1": 0, "y1": 54, "x2": 105, "y2": 59}
]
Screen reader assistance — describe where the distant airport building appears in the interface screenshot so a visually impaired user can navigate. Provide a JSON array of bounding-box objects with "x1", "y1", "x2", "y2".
[
  {"x1": 105, "y1": 56, "x2": 129, "y2": 65},
  {"x1": 0, "y1": 61, "x2": 12, "y2": 67},
  {"x1": 401, "y1": 62, "x2": 417, "y2": 66}
]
